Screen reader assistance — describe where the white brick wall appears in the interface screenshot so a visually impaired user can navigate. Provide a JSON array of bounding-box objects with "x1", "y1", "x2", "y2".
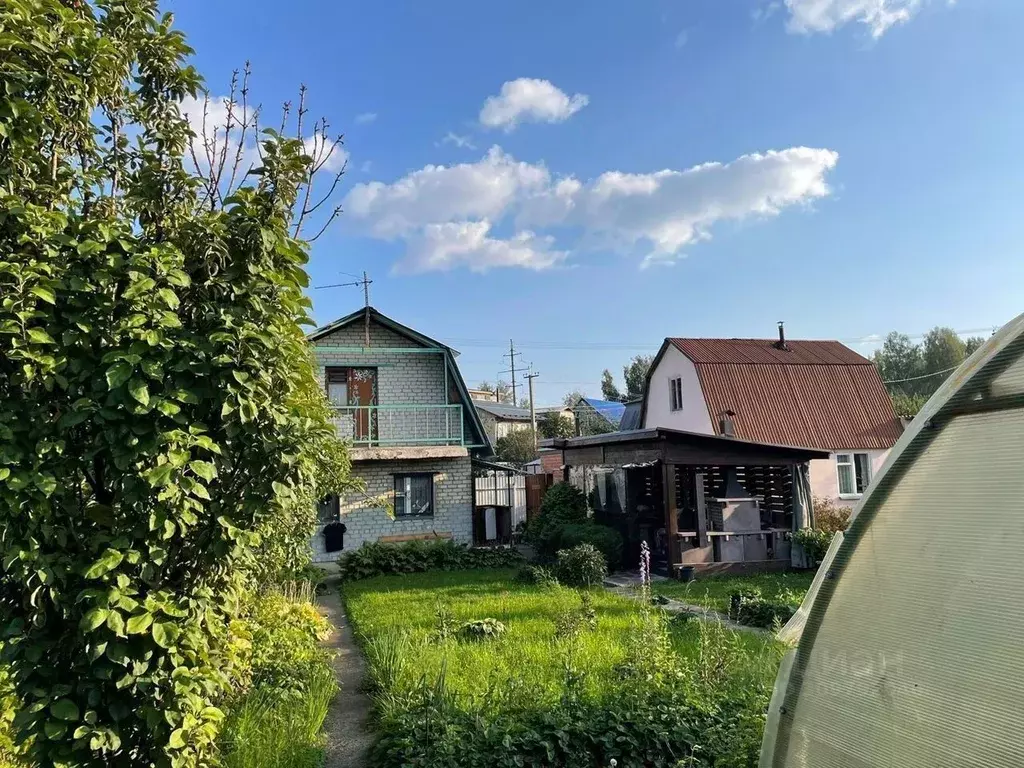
[
  {"x1": 310, "y1": 456, "x2": 473, "y2": 561},
  {"x1": 314, "y1": 321, "x2": 447, "y2": 405}
]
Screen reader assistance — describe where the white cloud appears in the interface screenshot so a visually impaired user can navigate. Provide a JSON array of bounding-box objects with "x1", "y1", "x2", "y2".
[
  {"x1": 752, "y1": 1, "x2": 783, "y2": 23},
  {"x1": 401, "y1": 221, "x2": 567, "y2": 273},
  {"x1": 360, "y1": 160, "x2": 373, "y2": 174},
  {"x1": 343, "y1": 146, "x2": 550, "y2": 239},
  {"x1": 302, "y1": 135, "x2": 349, "y2": 172},
  {"x1": 180, "y1": 94, "x2": 347, "y2": 177},
  {"x1": 674, "y1": 29, "x2": 690, "y2": 48},
  {"x1": 785, "y1": 0, "x2": 947, "y2": 37},
  {"x1": 479, "y1": 78, "x2": 589, "y2": 131},
  {"x1": 440, "y1": 131, "x2": 477, "y2": 150},
  {"x1": 355, "y1": 112, "x2": 377, "y2": 124},
  {"x1": 519, "y1": 148, "x2": 839, "y2": 264},
  {"x1": 343, "y1": 145, "x2": 839, "y2": 273}
]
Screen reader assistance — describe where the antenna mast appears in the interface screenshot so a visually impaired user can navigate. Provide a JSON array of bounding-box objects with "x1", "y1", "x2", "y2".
[{"x1": 313, "y1": 271, "x2": 374, "y2": 346}]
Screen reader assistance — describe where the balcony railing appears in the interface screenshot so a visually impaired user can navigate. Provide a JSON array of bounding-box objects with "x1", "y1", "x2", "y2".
[{"x1": 330, "y1": 404, "x2": 465, "y2": 446}]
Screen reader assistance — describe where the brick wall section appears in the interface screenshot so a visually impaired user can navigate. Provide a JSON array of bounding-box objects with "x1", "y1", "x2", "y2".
[
  {"x1": 311, "y1": 456, "x2": 473, "y2": 562},
  {"x1": 313, "y1": 320, "x2": 446, "y2": 405}
]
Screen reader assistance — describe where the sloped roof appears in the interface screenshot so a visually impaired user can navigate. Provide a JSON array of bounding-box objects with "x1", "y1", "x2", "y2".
[
  {"x1": 473, "y1": 401, "x2": 531, "y2": 420},
  {"x1": 579, "y1": 397, "x2": 626, "y2": 427},
  {"x1": 670, "y1": 338, "x2": 869, "y2": 366},
  {"x1": 665, "y1": 338, "x2": 903, "y2": 451},
  {"x1": 618, "y1": 400, "x2": 643, "y2": 431}
]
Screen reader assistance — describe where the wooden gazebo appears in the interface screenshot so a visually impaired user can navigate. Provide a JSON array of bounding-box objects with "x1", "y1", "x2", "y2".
[{"x1": 543, "y1": 428, "x2": 828, "y2": 575}]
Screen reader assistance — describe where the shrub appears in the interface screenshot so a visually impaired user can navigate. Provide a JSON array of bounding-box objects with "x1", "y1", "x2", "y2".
[
  {"x1": 554, "y1": 544, "x2": 608, "y2": 588},
  {"x1": 245, "y1": 586, "x2": 333, "y2": 695},
  {"x1": 552, "y1": 523, "x2": 623, "y2": 570},
  {"x1": 795, "y1": 496, "x2": 853, "y2": 564},
  {"x1": 221, "y1": 585, "x2": 337, "y2": 768},
  {"x1": 337, "y1": 540, "x2": 522, "y2": 581},
  {"x1": 525, "y1": 483, "x2": 589, "y2": 547},
  {"x1": 456, "y1": 619, "x2": 506, "y2": 642},
  {"x1": 0, "y1": 6, "x2": 350, "y2": 764},
  {"x1": 515, "y1": 565, "x2": 557, "y2": 587},
  {"x1": 729, "y1": 589, "x2": 796, "y2": 629}
]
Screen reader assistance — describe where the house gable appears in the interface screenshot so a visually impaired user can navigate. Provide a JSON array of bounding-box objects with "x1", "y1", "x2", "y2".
[
  {"x1": 308, "y1": 307, "x2": 490, "y2": 452},
  {"x1": 641, "y1": 337, "x2": 902, "y2": 452}
]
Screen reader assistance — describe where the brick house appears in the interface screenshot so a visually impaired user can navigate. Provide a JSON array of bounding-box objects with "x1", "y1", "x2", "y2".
[{"x1": 308, "y1": 307, "x2": 490, "y2": 562}]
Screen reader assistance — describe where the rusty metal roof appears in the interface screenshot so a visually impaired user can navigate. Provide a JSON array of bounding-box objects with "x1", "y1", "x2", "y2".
[
  {"x1": 670, "y1": 337, "x2": 870, "y2": 365},
  {"x1": 669, "y1": 338, "x2": 903, "y2": 451}
]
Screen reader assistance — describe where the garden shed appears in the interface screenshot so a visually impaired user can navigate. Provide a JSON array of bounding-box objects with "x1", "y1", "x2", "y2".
[{"x1": 543, "y1": 428, "x2": 828, "y2": 574}]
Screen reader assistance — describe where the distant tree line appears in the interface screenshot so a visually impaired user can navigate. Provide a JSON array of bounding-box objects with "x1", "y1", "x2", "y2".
[{"x1": 873, "y1": 327, "x2": 987, "y2": 418}]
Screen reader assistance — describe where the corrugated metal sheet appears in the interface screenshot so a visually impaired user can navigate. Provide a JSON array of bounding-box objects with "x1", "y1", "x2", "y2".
[
  {"x1": 618, "y1": 401, "x2": 643, "y2": 431},
  {"x1": 473, "y1": 401, "x2": 531, "y2": 420},
  {"x1": 671, "y1": 338, "x2": 870, "y2": 366},
  {"x1": 694, "y1": 362, "x2": 903, "y2": 450}
]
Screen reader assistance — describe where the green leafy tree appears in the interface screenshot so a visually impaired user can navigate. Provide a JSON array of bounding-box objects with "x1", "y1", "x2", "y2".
[
  {"x1": 622, "y1": 354, "x2": 652, "y2": 400},
  {"x1": 562, "y1": 389, "x2": 586, "y2": 408},
  {"x1": 873, "y1": 332, "x2": 925, "y2": 395},
  {"x1": 0, "y1": 2, "x2": 348, "y2": 765},
  {"x1": 538, "y1": 412, "x2": 575, "y2": 440},
  {"x1": 964, "y1": 335, "x2": 987, "y2": 356},
  {"x1": 922, "y1": 326, "x2": 966, "y2": 380},
  {"x1": 600, "y1": 370, "x2": 622, "y2": 402},
  {"x1": 494, "y1": 429, "x2": 538, "y2": 467}
]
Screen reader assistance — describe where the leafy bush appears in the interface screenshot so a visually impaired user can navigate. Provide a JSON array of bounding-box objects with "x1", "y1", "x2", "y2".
[
  {"x1": 795, "y1": 496, "x2": 852, "y2": 564},
  {"x1": 456, "y1": 619, "x2": 506, "y2": 642},
  {"x1": 221, "y1": 585, "x2": 337, "y2": 768},
  {"x1": 245, "y1": 586, "x2": 333, "y2": 694},
  {"x1": 337, "y1": 540, "x2": 522, "y2": 581},
  {"x1": 515, "y1": 565, "x2": 557, "y2": 587},
  {"x1": 524, "y1": 483, "x2": 589, "y2": 545},
  {"x1": 555, "y1": 544, "x2": 608, "y2": 588},
  {"x1": 525, "y1": 484, "x2": 624, "y2": 569},
  {"x1": 728, "y1": 589, "x2": 796, "y2": 629},
  {"x1": 0, "y1": 4, "x2": 350, "y2": 765},
  {"x1": 552, "y1": 523, "x2": 624, "y2": 570}
]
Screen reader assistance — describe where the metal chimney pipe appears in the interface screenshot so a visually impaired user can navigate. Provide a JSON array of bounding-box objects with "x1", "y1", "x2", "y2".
[{"x1": 776, "y1": 321, "x2": 788, "y2": 350}]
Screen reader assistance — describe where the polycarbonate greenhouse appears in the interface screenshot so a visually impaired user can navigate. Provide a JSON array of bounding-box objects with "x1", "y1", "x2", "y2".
[{"x1": 760, "y1": 313, "x2": 1024, "y2": 768}]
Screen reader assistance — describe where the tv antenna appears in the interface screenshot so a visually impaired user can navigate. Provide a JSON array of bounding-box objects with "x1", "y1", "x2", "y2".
[{"x1": 314, "y1": 271, "x2": 373, "y2": 346}]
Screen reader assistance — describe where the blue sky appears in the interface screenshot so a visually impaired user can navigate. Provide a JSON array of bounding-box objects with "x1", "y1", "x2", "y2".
[{"x1": 170, "y1": 0, "x2": 1024, "y2": 404}]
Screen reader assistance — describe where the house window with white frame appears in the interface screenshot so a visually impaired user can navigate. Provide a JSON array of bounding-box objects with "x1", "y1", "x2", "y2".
[
  {"x1": 669, "y1": 377, "x2": 684, "y2": 411},
  {"x1": 393, "y1": 474, "x2": 434, "y2": 517},
  {"x1": 836, "y1": 453, "x2": 871, "y2": 498}
]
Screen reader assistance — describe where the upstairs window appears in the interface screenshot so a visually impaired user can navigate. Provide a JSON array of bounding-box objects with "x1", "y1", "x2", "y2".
[
  {"x1": 836, "y1": 453, "x2": 871, "y2": 497},
  {"x1": 325, "y1": 367, "x2": 348, "y2": 407},
  {"x1": 394, "y1": 474, "x2": 434, "y2": 517},
  {"x1": 669, "y1": 377, "x2": 684, "y2": 411}
]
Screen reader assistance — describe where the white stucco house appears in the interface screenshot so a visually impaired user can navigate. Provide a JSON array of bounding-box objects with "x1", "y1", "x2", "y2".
[
  {"x1": 307, "y1": 307, "x2": 491, "y2": 562},
  {"x1": 640, "y1": 328, "x2": 903, "y2": 509}
]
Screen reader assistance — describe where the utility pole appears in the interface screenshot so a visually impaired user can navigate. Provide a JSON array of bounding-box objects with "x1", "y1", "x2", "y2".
[
  {"x1": 313, "y1": 271, "x2": 374, "y2": 346},
  {"x1": 502, "y1": 339, "x2": 522, "y2": 404},
  {"x1": 524, "y1": 366, "x2": 540, "y2": 448}
]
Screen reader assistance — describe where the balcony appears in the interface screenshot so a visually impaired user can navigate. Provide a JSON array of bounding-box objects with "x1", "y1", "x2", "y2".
[{"x1": 330, "y1": 404, "x2": 465, "y2": 447}]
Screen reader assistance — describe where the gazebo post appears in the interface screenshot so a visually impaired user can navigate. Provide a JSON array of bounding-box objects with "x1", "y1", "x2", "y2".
[{"x1": 662, "y1": 462, "x2": 679, "y2": 575}]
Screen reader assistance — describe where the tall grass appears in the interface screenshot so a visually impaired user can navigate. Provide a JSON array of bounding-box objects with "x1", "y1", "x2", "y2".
[
  {"x1": 221, "y1": 666, "x2": 336, "y2": 768},
  {"x1": 652, "y1": 570, "x2": 816, "y2": 612},
  {"x1": 219, "y1": 580, "x2": 338, "y2": 768},
  {"x1": 346, "y1": 568, "x2": 781, "y2": 713},
  {"x1": 344, "y1": 568, "x2": 786, "y2": 767}
]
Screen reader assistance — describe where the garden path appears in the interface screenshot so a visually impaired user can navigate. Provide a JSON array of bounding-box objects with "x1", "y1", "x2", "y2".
[
  {"x1": 602, "y1": 574, "x2": 770, "y2": 636},
  {"x1": 317, "y1": 584, "x2": 374, "y2": 768}
]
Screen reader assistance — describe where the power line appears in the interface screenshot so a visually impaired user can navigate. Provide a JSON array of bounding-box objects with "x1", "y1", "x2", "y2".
[
  {"x1": 439, "y1": 325, "x2": 999, "y2": 352},
  {"x1": 881, "y1": 365, "x2": 959, "y2": 385}
]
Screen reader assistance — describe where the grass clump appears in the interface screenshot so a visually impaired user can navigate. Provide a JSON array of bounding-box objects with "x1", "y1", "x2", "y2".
[
  {"x1": 344, "y1": 568, "x2": 785, "y2": 767},
  {"x1": 652, "y1": 571, "x2": 816, "y2": 615},
  {"x1": 219, "y1": 583, "x2": 337, "y2": 768}
]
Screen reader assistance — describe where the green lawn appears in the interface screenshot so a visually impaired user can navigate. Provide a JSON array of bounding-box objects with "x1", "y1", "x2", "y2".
[
  {"x1": 652, "y1": 570, "x2": 816, "y2": 613},
  {"x1": 343, "y1": 568, "x2": 783, "y2": 714}
]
